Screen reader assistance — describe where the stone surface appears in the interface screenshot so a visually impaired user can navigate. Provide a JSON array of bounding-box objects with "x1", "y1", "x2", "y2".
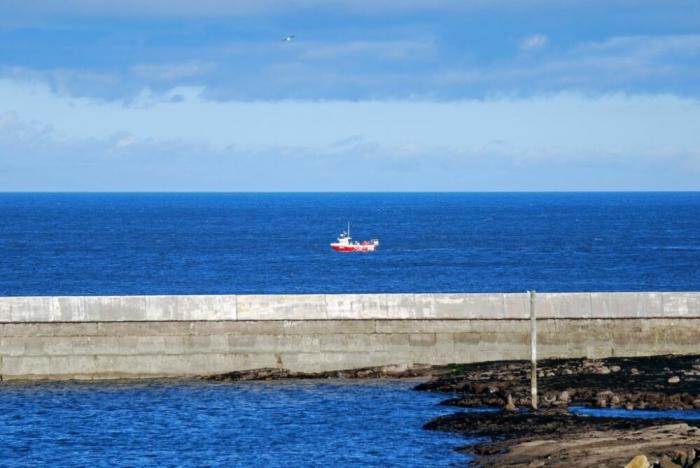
[
  {"x1": 1, "y1": 292, "x2": 700, "y2": 380},
  {"x1": 504, "y1": 393, "x2": 517, "y2": 411},
  {"x1": 537, "y1": 292, "x2": 592, "y2": 319},
  {"x1": 1, "y1": 292, "x2": 699, "y2": 322},
  {"x1": 625, "y1": 455, "x2": 651, "y2": 468},
  {"x1": 237, "y1": 294, "x2": 326, "y2": 320}
]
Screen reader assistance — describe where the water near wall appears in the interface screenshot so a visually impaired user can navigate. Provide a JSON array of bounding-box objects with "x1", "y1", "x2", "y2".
[
  {"x1": 1, "y1": 292, "x2": 699, "y2": 381},
  {"x1": 0, "y1": 380, "x2": 474, "y2": 466}
]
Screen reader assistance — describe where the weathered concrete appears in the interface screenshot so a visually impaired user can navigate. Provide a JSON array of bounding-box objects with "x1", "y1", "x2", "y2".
[
  {"x1": 0, "y1": 292, "x2": 699, "y2": 380},
  {"x1": 2, "y1": 292, "x2": 699, "y2": 323}
]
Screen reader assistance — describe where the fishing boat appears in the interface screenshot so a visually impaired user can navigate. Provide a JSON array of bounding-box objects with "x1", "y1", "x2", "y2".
[{"x1": 330, "y1": 223, "x2": 379, "y2": 253}]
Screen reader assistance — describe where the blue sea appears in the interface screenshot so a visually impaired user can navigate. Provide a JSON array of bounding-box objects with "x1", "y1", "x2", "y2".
[
  {"x1": 0, "y1": 380, "x2": 474, "y2": 467},
  {"x1": 2, "y1": 192, "x2": 700, "y2": 466},
  {"x1": 1, "y1": 192, "x2": 699, "y2": 296}
]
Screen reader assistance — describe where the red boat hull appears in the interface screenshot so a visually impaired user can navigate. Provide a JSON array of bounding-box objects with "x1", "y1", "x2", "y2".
[{"x1": 330, "y1": 244, "x2": 377, "y2": 253}]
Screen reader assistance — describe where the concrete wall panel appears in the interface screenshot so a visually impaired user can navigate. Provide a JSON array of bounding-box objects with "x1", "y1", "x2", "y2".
[
  {"x1": 237, "y1": 294, "x2": 326, "y2": 320},
  {"x1": 537, "y1": 293, "x2": 591, "y2": 319},
  {"x1": 325, "y1": 294, "x2": 387, "y2": 320},
  {"x1": 97, "y1": 321, "x2": 193, "y2": 337},
  {"x1": 504, "y1": 293, "x2": 529, "y2": 319},
  {"x1": 85, "y1": 296, "x2": 147, "y2": 321},
  {"x1": 385, "y1": 294, "x2": 418, "y2": 319},
  {"x1": 1, "y1": 292, "x2": 700, "y2": 380},
  {"x1": 282, "y1": 320, "x2": 376, "y2": 335},
  {"x1": 417, "y1": 293, "x2": 504, "y2": 319},
  {"x1": 3, "y1": 292, "x2": 700, "y2": 322},
  {"x1": 662, "y1": 292, "x2": 700, "y2": 317},
  {"x1": 591, "y1": 292, "x2": 663, "y2": 318},
  {"x1": 54, "y1": 296, "x2": 86, "y2": 321},
  {"x1": 0, "y1": 316, "x2": 698, "y2": 380},
  {"x1": 0, "y1": 297, "x2": 54, "y2": 322},
  {"x1": 175, "y1": 295, "x2": 236, "y2": 321}
]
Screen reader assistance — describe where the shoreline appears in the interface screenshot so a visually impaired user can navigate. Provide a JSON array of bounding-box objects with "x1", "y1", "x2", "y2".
[
  {"x1": 205, "y1": 364, "x2": 439, "y2": 381},
  {"x1": 418, "y1": 354, "x2": 700, "y2": 410},
  {"x1": 205, "y1": 355, "x2": 700, "y2": 465},
  {"x1": 3, "y1": 355, "x2": 700, "y2": 465},
  {"x1": 417, "y1": 354, "x2": 700, "y2": 467}
]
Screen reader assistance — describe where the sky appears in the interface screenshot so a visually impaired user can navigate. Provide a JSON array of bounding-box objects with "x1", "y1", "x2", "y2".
[{"x1": 1, "y1": 0, "x2": 699, "y2": 191}]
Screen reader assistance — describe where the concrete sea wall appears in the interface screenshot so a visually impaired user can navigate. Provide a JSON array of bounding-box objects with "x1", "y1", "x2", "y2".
[{"x1": 1, "y1": 292, "x2": 699, "y2": 380}]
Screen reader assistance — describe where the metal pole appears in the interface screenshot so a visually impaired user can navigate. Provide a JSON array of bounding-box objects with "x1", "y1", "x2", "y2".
[{"x1": 529, "y1": 290, "x2": 538, "y2": 410}]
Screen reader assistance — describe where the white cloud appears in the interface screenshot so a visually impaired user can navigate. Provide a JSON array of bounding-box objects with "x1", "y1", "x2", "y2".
[
  {"x1": 114, "y1": 133, "x2": 138, "y2": 148},
  {"x1": 1, "y1": 66, "x2": 119, "y2": 97},
  {"x1": 430, "y1": 33, "x2": 700, "y2": 94},
  {"x1": 1, "y1": 79, "x2": 699, "y2": 167},
  {"x1": 3, "y1": 32, "x2": 698, "y2": 102},
  {"x1": 130, "y1": 62, "x2": 215, "y2": 81},
  {"x1": 520, "y1": 34, "x2": 548, "y2": 50}
]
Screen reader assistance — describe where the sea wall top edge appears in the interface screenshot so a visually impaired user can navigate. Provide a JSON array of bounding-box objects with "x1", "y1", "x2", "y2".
[
  {"x1": 0, "y1": 292, "x2": 699, "y2": 323},
  {"x1": 1, "y1": 291, "x2": 699, "y2": 298}
]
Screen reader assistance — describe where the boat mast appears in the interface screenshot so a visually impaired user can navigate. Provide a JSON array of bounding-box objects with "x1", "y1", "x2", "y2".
[{"x1": 347, "y1": 221, "x2": 351, "y2": 239}]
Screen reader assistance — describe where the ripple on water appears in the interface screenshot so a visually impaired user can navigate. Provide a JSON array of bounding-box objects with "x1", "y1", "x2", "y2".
[
  {"x1": 571, "y1": 406, "x2": 700, "y2": 420},
  {"x1": 0, "y1": 379, "x2": 476, "y2": 467}
]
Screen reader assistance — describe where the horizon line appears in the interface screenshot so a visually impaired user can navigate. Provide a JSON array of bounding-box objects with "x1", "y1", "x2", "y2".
[{"x1": 1, "y1": 190, "x2": 699, "y2": 195}]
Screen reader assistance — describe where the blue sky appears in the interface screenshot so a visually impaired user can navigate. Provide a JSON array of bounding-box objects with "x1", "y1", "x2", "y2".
[{"x1": 1, "y1": 0, "x2": 699, "y2": 191}]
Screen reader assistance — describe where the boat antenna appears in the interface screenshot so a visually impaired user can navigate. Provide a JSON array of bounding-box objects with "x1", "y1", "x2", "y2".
[{"x1": 348, "y1": 221, "x2": 350, "y2": 239}]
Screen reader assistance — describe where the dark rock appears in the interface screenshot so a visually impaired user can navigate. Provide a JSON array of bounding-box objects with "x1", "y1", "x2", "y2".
[
  {"x1": 207, "y1": 364, "x2": 436, "y2": 381},
  {"x1": 424, "y1": 410, "x2": 690, "y2": 441},
  {"x1": 417, "y1": 355, "x2": 700, "y2": 466},
  {"x1": 659, "y1": 455, "x2": 682, "y2": 468},
  {"x1": 672, "y1": 448, "x2": 695, "y2": 467},
  {"x1": 416, "y1": 354, "x2": 700, "y2": 411}
]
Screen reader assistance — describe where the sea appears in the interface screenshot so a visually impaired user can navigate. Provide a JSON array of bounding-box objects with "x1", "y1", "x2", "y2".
[
  {"x1": 0, "y1": 380, "x2": 475, "y2": 467},
  {"x1": 1, "y1": 192, "x2": 699, "y2": 466},
  {"x1": 1, "y1": 192, "x2": 699, "y2": 296}
]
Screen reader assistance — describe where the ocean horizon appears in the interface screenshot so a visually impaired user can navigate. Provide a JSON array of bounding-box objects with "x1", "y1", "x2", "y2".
[{"x1": 2, "y1": 191, "x2": 699, "y2": 296}]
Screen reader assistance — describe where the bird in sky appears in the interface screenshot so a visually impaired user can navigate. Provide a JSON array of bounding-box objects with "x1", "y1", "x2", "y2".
[{"x1": 283, "y1": 35, "x2": 295, "y2": 42}]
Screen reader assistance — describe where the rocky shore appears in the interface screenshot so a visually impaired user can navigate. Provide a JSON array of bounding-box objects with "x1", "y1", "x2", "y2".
[
  {"x1": 204, "y1": 355, "x2": 700, "y2": 466},
  {"x1": 426, "y1": 410, "x2": 700, "y2": 467},
  {"x1": 206, "y1": 364, "x2": 437, "y2": 381},
  {"x1": 417, "y1": 354, "x2": 700, "y2": 467},
  {"x1": 416, "y1": 354, "x2": 700, "y2": 410}
]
